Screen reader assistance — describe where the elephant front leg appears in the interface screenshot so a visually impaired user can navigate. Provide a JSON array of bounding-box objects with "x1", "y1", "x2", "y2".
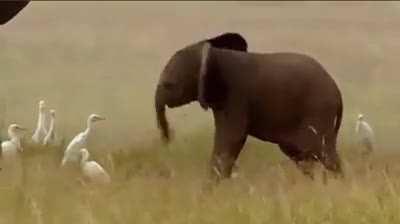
[
  {"x1": 210, "y1": 138, "x2": 246, "y2": 181},
  {"x1": 209, "y1": 111, "x2": 248, "y2": 183}
]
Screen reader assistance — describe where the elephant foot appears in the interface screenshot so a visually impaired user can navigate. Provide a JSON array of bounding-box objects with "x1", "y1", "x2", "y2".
[
  {"x1": 296, "y1": 160, "x2": 315, "y2": 180},
  {"x1": 230, "y1": 163, "x2": 240, "y2": 179},
  {"x1": 322, "y1": 163, "x2": 345, "y2": 181},
  {"x1": 200, "y1": 169, "x2": 231, "y2": 194}
]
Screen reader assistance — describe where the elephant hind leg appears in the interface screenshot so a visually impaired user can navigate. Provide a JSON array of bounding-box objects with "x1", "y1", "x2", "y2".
[
  {"x1": 279, "y1": 143, "x2": 317, "y2": 179},
  {"x1": 279, "y1": 126, "x2": 343, "y2": 179},
  {"x1": 319, "y1": 137, "x2": 343, "y2": 178}
]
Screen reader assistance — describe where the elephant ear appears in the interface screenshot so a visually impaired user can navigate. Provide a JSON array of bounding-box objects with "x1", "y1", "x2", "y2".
[
  {"x1": 207, "y1": 32, "x2": 248, "y2": 52},
  {"x1": 198, "y1": 43, "x2": 211, "y2": 110},
  {"x1": 198, "y1": 43, "x2": 227, "y2": 110}
]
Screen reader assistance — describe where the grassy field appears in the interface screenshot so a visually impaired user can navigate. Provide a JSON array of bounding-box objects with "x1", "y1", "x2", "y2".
[{"x1": 1, "y1": 2, "x2": 400, "y2": 223}]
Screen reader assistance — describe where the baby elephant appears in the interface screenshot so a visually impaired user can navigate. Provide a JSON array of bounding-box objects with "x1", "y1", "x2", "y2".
[{"x1": 155, "y1": 32, "x2": 343, "y2": 182}]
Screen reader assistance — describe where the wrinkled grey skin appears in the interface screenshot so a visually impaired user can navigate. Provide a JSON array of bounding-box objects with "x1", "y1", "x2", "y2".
[{"x1": 155, "y1": 32, "x2": 343, "y2": 182}]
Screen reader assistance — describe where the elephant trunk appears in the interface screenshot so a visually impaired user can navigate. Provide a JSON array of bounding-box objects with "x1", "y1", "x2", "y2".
[{"x1": 155, "y1": 86, "x2": 170, "y2": 143}]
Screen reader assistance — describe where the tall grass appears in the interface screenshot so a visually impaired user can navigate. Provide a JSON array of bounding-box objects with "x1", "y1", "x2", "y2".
[{"x1": 1, "y1": 140, "x2": 400, "y2": 224}]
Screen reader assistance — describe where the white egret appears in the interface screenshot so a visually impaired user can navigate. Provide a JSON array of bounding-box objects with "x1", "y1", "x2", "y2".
[
  {"x1": 61, "y1": 114, "x2": 105, "y2": 166},
  {"x1": 43, "y1": 109, "x2": 56, "y2": 146},
  {"x1": 80, "y1": 148, "x2": 111, "y2": 184},
  {"x1": 1, "y1": 124, "x2": 26, "y2": 160},
  {"x1": 355, "y1": 114, "x2": 375, "y2": 154},
  {"x1": 32, "y1": 100, "x2": 49, "y2": 144}
]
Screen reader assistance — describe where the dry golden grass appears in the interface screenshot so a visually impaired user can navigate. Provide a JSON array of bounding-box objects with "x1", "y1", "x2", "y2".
[
  {"x1": 1, "y1": 141, "x2": 400, "y2": 224},
  {"x1": 1, "y1": 2, "x2": 400, "y2": 223}
]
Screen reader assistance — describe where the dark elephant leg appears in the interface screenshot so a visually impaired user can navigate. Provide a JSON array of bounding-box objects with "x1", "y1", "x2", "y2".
[
  {"x1": 279, "y1": 143, "x2": 316, "y2": 179},
  {"x1": 279, "y1": 123, "x2": 333, "y2": 179},
  {"x1": 296, "y1": 120, "x2": 343, "y2": 178},
  {"x1": 210, "y1": 110, "x2": 248, "y2": 182},
  {"x1": 319, "y1": 135, "x2": 343, "y2": 177},
  {"x1": 210, "y1": 135, "x2": 247, "y2": 181}
]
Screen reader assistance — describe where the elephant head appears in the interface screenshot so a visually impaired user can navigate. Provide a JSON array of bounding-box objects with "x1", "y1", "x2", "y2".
[{"x1": 155, "y1": 32, "x2": 248, "y2": 142}]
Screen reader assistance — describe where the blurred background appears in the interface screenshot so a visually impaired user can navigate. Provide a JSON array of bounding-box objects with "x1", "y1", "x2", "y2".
[{"x1": 1, "y1": 1, "x2": 400, "y2": 151}]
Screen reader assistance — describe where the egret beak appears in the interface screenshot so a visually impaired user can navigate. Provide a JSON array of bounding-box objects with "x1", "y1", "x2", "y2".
[
  {"x1": 97, "y1": 116, "x2": 106, "y2": 121},
  {"x1": 17, "y1": 127, "x2": 27, "y2": 131}
]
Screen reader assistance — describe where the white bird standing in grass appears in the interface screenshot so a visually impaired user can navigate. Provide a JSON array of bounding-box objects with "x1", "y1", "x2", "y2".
[
  {"x1": 355, "y1": 114, "x2": 375, "y2": 154},
  {"x1": 61, "y1": 114, "x2": 105, "y2": 166},
  {"x1": 80, "y1": 148, "x2": 111, "y2": 184},
  {"x1": 32, "y1": 100, "x2": 49, "y2": 144},
  {"x1": 43, "y1": 109, "x2": 56, "y2": 146},
  {"x1": 1, "y1": 124, "x2": 26, "y2": 160}
]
